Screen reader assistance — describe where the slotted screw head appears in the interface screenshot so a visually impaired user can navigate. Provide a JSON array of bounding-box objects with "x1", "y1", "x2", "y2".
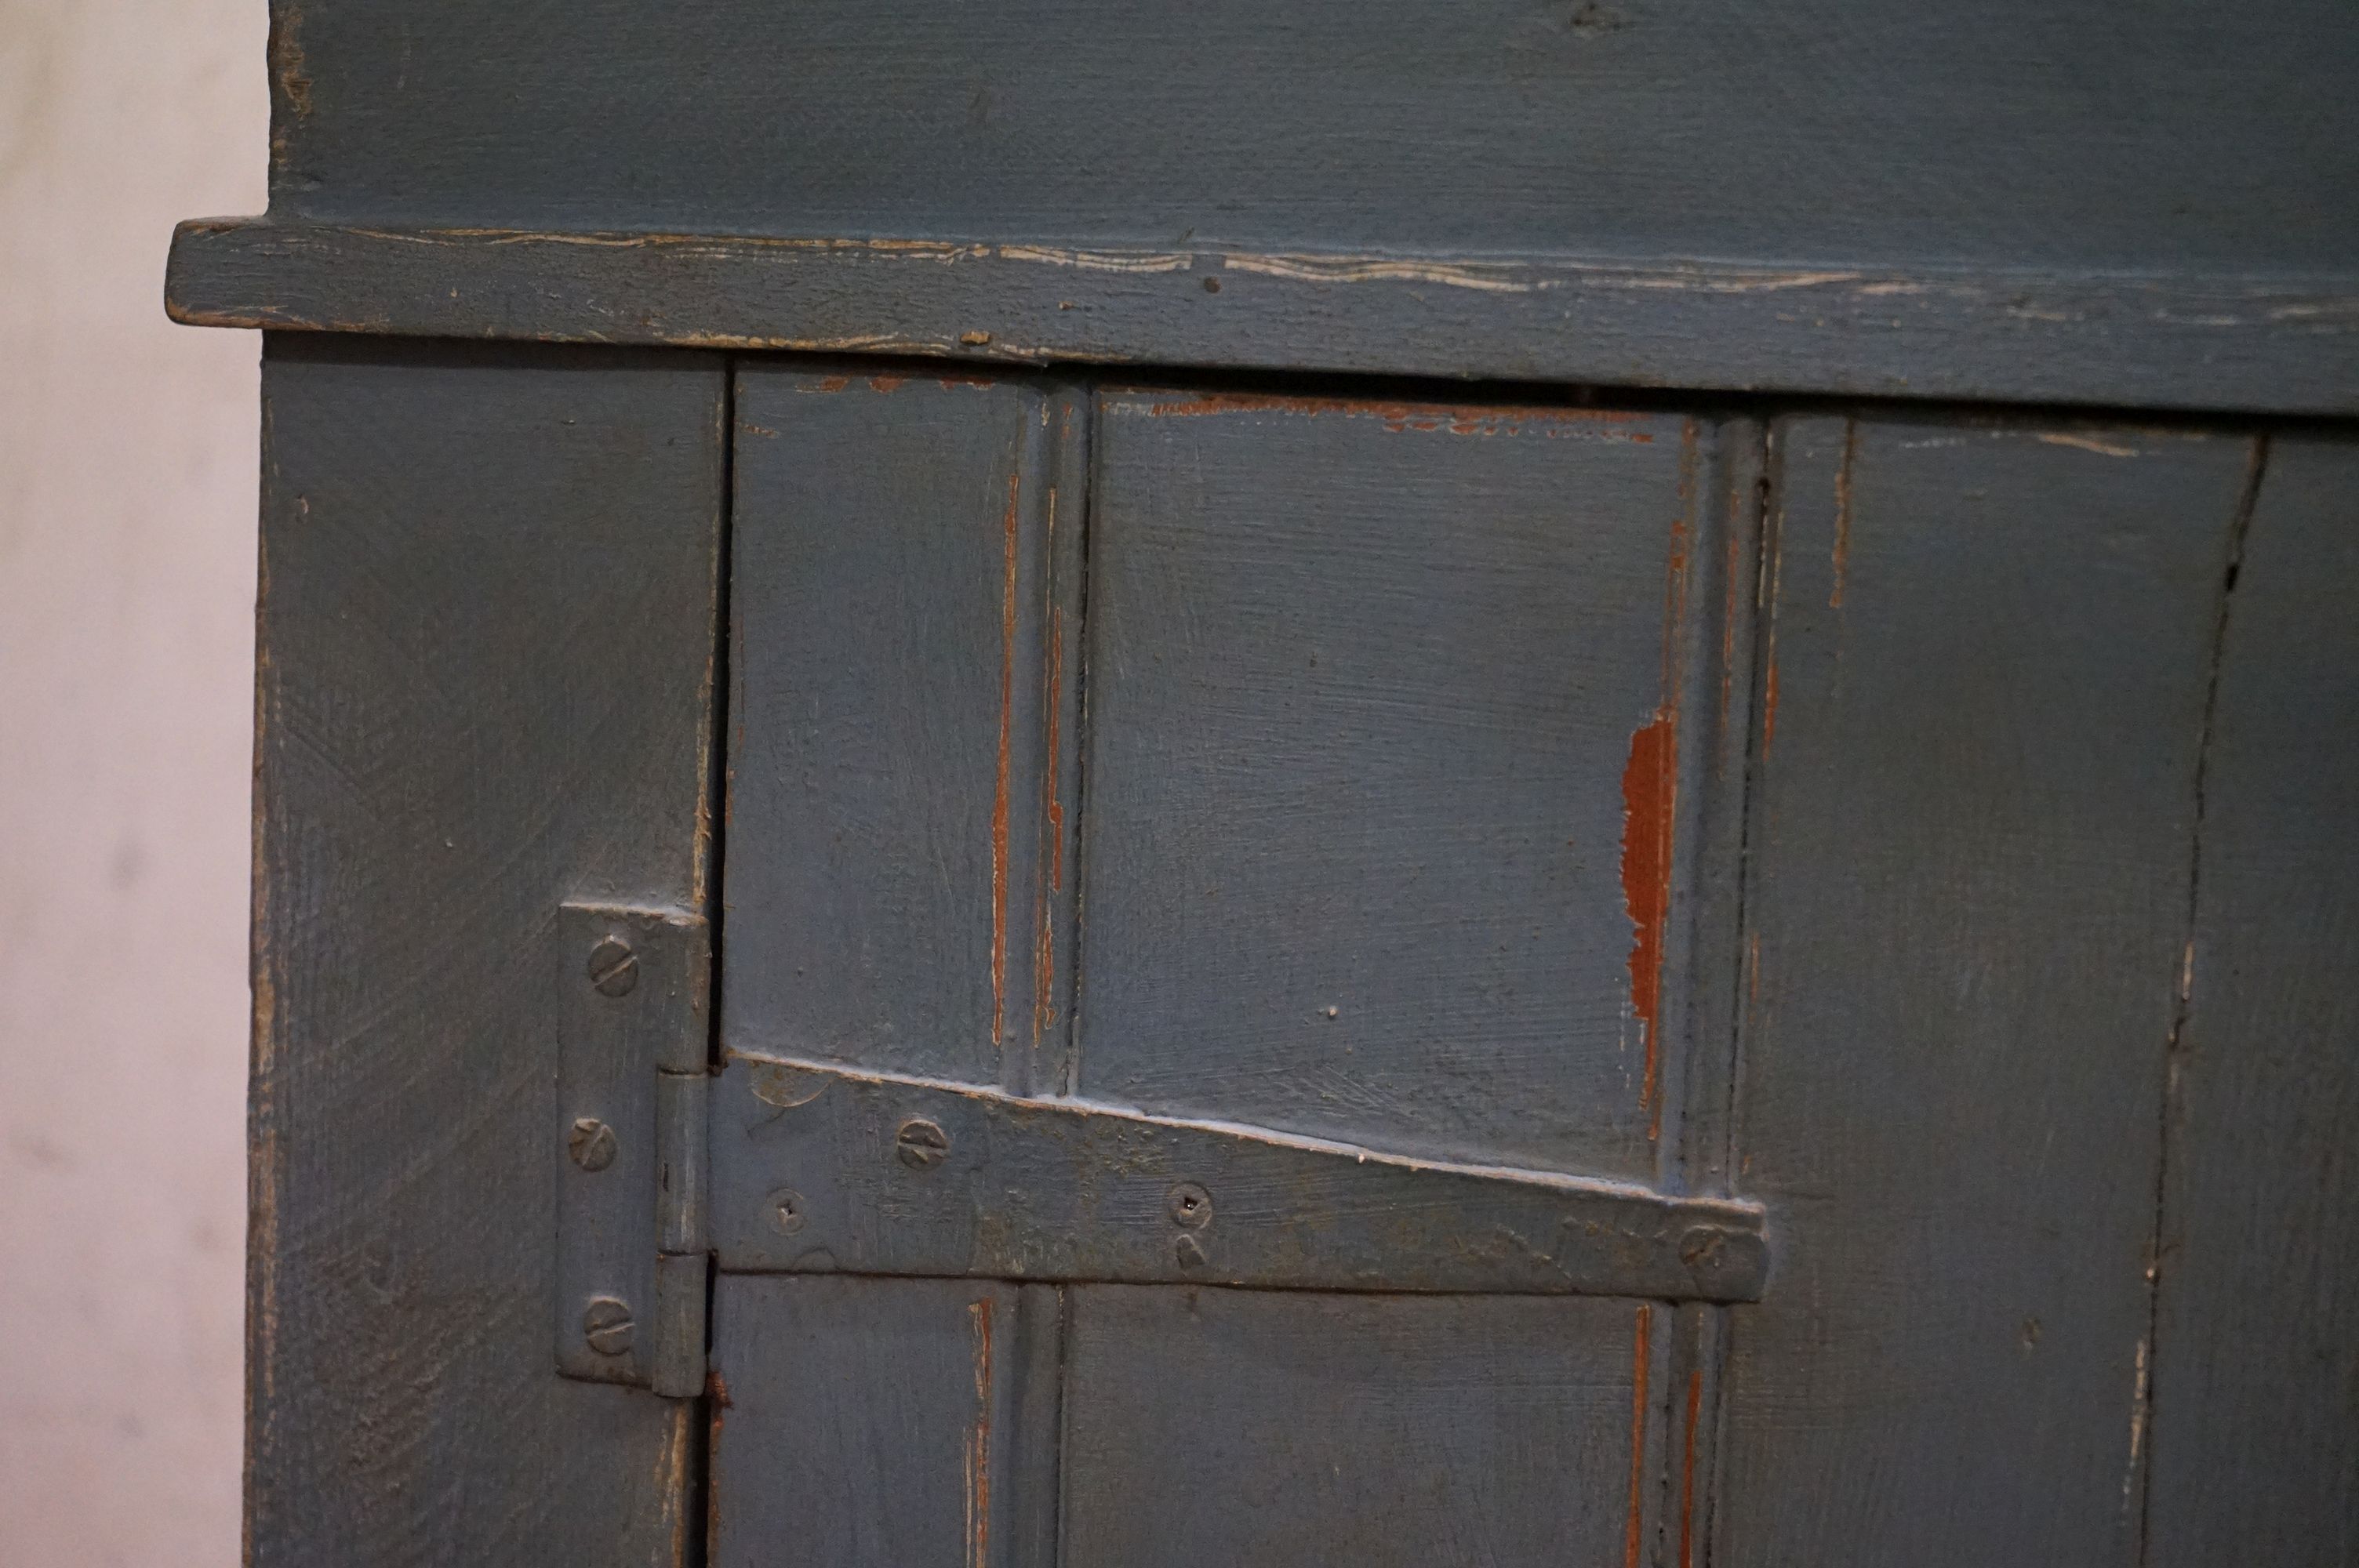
[
  {"x1": 567, "y1": 1116, "x2": 618, "y2": 1172},
  {"x1": 587, "y1": 938, "x2": 639, "y2": 997},
  {"x1": 583, "y1": 1296, "x2": 635, "y2": 1356},
  {"x1": 896, "y1": 1118, "x2": 951, "y2": 1169}
]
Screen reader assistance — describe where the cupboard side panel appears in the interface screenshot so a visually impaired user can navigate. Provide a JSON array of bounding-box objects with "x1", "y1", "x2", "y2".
[{"x1": 249, "y1": 338, "x2": 724, "y2": 1566}]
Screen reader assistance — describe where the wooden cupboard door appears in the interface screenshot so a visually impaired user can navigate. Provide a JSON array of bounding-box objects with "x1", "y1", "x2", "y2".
[
  {"x1": 711, "y1": 371, "x2": 1755, "y2": 1566},
  {"x1": 707, "y1": 368, "x2": 2349, "y2": 1568}
]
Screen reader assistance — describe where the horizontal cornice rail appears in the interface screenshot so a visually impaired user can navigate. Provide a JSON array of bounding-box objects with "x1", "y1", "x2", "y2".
[{"x1": 167, "y1": 218, "x2": 2359, "y2": 416}]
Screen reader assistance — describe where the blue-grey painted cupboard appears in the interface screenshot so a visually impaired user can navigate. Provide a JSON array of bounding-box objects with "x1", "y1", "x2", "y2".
[{"x1": 172, "y1": 5, "x2": 2357, "y2": 1564}]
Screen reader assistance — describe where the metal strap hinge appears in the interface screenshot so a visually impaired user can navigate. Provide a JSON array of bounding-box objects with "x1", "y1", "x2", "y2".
[
  {"x1": 554, "y1": 902, "x2": 710, "y2": 1398},
  {"x1": 707, "y1": 1054, "x2": 1770, "y2": 1303}
]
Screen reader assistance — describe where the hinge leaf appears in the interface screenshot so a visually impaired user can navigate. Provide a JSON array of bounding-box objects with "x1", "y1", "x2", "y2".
[{"x1": 554, "y1": 902, "x2": 711, "y2": 1394}]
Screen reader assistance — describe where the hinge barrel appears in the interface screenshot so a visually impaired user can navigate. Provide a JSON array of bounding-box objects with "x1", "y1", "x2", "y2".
[
  {"x1": 656, "y1": 1069, "x2": 708, "y2": 1254},
  {"x1": 649, "y1": 1069, "x2": 709, "y2": 1398}
]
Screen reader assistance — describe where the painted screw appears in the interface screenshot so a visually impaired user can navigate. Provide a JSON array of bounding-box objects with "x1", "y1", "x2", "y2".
[
  {"x1": 587, "y1": 937, "x2": 639, "y2": 997},
  {"x1": 583, "y1": 1295, "x2": 634, "y2": 1356},
  {"x1": 896, "y1": 1118, "x2": 951, "y2": 1169},
  {"x1": 1167, "y1": 1181, "x2": 1213, "y2": 1230},
  {"x1": 567, "y1": 1116, "x2": 618, "y2": 1172},
  {"x1": 767, "y1": 1189, "x2": 807, "y2": 1235}
]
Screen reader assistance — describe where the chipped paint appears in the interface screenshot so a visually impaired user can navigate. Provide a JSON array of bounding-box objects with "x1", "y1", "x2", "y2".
[
  {"x1": 1223, "y1": 252, "x2": 1539, "y2": 293},
  {"x1": 1624, "y1": 1305, "x2": 1653, "y2": 1568},
  {"x1": 169, "y1": 218, "x2": 2359, "y2": 428},
  {"x1": 998, "y1": 244, "x2": 1193, "y2": 274},
  {"x1": 748, "y1": 1060, "x2": 833, "y2": 1110},
  {"x1": 270, "y1": 5, "x2": 312, "y2": 118},
  {"x1": 1626, "y1": 445, "x2": 1694, "y2": 1140},
  {"x1": 2038, "y1": 430, "x2": 2138, "y2": 458},
  {"x1": 2121, "y1": 1335, "x2": 2151, "y2": 1511},
  {"x1": 1623, "y1": 710, "x2": 1677, "y2": 1133},
  {"x1": 965, "y1": 1298, "x2": 995, "y2": 1568},
  {"x1": 1107, "y1": 389, "x2": 1652, "y2": 438}
]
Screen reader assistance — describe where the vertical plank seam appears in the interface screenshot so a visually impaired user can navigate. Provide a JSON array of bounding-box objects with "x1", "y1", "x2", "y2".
[
  {"x1": 991, "y1": 466, "x2": 1021, "y2": 1060},
  {"x1": 1032, "y1": 382, "x2": 1090, "y2": 1100},
  {"x1": 1702, "y1": 417, "x2": 1783, "y2": 1568},
  {"x1": 685, "y1": 354, "x2": 738, "y2": 1568},
  {"x1": 1049, "y1": 1285, "x2": 1074, "y2": 1568},
  {"x1": 2131, "y1": 433, "x2": 2267, "y2": 1566},
  {"x1": 1060, "y1": 385, "x2": 1103, "y2": 1099},
  {"x1": 1721, "y1": 418, "x2": 1781, "y2": 1200}
]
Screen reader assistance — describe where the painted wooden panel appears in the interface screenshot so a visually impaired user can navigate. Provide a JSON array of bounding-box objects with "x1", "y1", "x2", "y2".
[
  {"x1": 708, "y1": 1276, "x2": 1063, "y2": 1568},
  {"x1": 166, "y1": 220, "x2": 2359, "y2": 419},
  {"x1": 265, "y1": 2, "x2": 2357, "y2": 281},
  {"x1": 725, "y1": 368, "x2": 1085, "y2": 1093},
  {"x1": 1714, "y1": 417, "x2": 2252, "y2": 1566},
  {"x1": 1078, "y1": 390, "x2": 1747, "y2": 1181},
  {"x1": 247, "y1": 337, "x2": 723, "y2": 1565},
  {"x1": 1060, "y1": 1287, "x2": 1659, "y2": 1568},
  {"x1": 2147, "y1": 437, "x2": 2359, "y2": 1567}
]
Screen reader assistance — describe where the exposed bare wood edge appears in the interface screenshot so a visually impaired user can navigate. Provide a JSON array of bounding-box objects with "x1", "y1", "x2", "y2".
[{"x1": 169, "y1": 218, "x2": 2359, "y2": 416}]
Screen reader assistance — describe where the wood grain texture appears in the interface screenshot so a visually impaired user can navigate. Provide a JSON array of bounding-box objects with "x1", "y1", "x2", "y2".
[
  {"x1": 2147, "y1": 437, "x2": 2359, "y2": 1567},
  {"x1": 248, "y1": 337, "x2": 723, "y2": 1563},
  {"x1": 1078, "y1": 390, "x2": 1736, "y2": 1181},
  {"x1": 1714, "y1": 417, "x2": 2252, "y2": 1566},
  {"x1": 256, "y1": 2, "x2": 2357, "y2": 278},
  {"x1": 724, "y1": 368, "x2": 1082, "y2": 1090},
  {"x1": 708, "y1": 1276, "x2": 1064, "y2": 1568},
  {"x1": 1060, "y1": 1286, "x2": 1659, "y2": 1568},
  {"x1": 168, "y1": 220, "x2": 2359, "y2": 418}
]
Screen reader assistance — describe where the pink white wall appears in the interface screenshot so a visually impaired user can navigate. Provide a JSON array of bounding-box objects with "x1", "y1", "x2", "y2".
[{"x1": 0, "y1": 0, "x2": 265, "y2": 1559}]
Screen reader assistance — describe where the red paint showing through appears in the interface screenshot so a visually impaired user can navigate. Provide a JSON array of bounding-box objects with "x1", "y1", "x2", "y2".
[
  {"x1": 966, "y1": 1298, "x2": 994, "y2": 1568},
  {"x1": 1624, "y1": 1305, "x2": 1653, "y2": 1568},
  {"x1": 1622, "y1": 710, "x2": 1677, "y2": 1136}
]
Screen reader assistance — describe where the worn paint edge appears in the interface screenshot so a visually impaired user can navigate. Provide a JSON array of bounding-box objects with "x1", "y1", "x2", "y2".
[
  {"x1": 729, "y1": 1049, "x2": 1768, "y2": 1225},
  {"x1": 167, "y1": 219, "x2": 2359, "y2": 416}
]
